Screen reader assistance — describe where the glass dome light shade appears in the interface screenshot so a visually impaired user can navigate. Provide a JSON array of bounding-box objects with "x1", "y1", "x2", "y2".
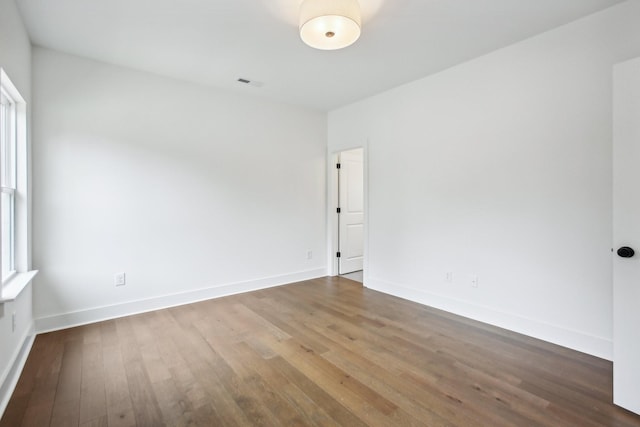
[{"x1": 299, "y1": 0, "x2": 361, "y2": 50}]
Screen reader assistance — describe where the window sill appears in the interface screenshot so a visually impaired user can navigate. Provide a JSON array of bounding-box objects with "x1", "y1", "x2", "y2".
[{"x1": 0, "y1": 270, "x2": 38, "y2": 302}]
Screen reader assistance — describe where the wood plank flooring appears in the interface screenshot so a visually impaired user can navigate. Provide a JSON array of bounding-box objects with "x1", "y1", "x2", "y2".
[{"x1": 2, "y1": 276, "x2": 640, "y2": 426}]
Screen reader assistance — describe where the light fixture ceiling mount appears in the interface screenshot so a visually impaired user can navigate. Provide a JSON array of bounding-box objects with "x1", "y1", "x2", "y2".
[{"x1": 299, "y1": 0, "x2": 362, "y2": 50}]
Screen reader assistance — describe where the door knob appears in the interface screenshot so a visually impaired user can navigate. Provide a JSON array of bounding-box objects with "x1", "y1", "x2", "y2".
[{"x1": 617, "y1": 246, "x2": 635, "y2": 258}]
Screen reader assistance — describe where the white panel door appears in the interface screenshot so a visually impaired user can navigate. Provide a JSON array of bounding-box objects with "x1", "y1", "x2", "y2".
[
  {"x1": 339, "y1": 148, "x2": 364, "y2": 274},
  {"x1": 613, "y1": 57, "x2": 640, "y2": 416}
]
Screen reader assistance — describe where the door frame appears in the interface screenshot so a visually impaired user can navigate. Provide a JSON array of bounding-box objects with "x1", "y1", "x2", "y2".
[{"x1": 327, "y1": 144, "x2": 369, "y2": 282}]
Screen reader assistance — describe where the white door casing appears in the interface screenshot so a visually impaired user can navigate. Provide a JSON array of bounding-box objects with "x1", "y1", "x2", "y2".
[
  {"x1": 338, "y1": 148, "x2": 364, "y2": 274},
  {"x1": 612, "y1": 57, "x2": 640, "y2": 416}
]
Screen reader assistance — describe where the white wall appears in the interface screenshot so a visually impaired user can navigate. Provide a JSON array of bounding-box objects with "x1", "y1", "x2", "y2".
[
  {"x1": 0, "y1": 0, "x2": 33, "y2": 416},
  {"x1": 328, "y1": 1, "x2": 640, "y2": 360},
  {"x1": 32, "y1": 48, "x2": 327, "y2": 330}
]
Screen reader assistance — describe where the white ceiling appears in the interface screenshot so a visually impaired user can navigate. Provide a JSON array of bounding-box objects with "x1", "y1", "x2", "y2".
[{"x1": 17, "y1": 0, "x2": 624, "y2": 111}]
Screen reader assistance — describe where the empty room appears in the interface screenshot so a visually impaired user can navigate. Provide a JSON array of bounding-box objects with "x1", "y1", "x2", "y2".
[{"x1": 1, "y1": 0, "x2": 640, "y2": 425}]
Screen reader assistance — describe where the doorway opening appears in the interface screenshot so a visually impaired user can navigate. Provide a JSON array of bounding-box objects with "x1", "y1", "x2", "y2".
[{"x1": 334, "y1": 148, "x2": 364, "y2": 283}]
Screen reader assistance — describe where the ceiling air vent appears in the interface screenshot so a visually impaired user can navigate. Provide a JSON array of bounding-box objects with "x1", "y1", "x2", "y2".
[{"x1": 237, "y1": 78, "x2": 263, "y2": 88}]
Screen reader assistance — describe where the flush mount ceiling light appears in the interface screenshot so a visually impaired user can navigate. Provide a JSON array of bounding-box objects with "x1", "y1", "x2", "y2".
[{"x1": 299, "y1": 0, "x2": 362, "y2": 50}]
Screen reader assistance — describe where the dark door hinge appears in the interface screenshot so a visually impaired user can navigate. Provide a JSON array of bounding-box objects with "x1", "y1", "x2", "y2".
[
  {"x1": 336, "y1": 252, "x2": 341, "y2": 258},
  {"x1": 337, "y1": 207, "x2": 341, "y2": 213}
]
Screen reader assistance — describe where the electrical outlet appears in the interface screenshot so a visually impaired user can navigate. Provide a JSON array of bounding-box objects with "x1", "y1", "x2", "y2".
[
  {"x1": 307, "y1": 250, "x2": 313, "y2": 260},
  {"x1": 470, "y1": 275, "x2": 478, "y2": 288},
  {"x1": 445, "y1": 272, "x2": 453, "y2": 283},
  {"x1": 115, "y1": 272, "x2": 126, "y2": 286},
  {"x1": 12, "y1": 312, "x2": 16, "y2": 333}
]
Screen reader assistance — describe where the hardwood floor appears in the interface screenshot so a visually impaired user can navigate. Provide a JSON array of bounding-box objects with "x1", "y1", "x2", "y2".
[
  {"x1": 2, "y1": 276, "x2": 639, "y2": 426},
  {"x1": 339, "y1": 271, "x2": 363, "y2": 283}
]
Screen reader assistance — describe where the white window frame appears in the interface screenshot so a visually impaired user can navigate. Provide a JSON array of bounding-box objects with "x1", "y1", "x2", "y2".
[
  {"x1": 1, "y1": 84, "x2": 17, "y2": 283},
  {"x1": 0, "y1": 68, "x2": 37, "y2": 302}
]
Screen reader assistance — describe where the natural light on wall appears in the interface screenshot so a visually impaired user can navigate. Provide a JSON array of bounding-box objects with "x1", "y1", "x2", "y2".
[{"x1": 299, "y1": 0, "x2": 361, "y2": 50}]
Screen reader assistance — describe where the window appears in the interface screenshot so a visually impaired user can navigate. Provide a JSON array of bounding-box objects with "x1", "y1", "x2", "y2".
[
  {"x1": 0, "y1": 68, "x2": 35, "y2": 301},
  {"x1": 1, "y1": 84, "x2": 17, "y2": 282}
]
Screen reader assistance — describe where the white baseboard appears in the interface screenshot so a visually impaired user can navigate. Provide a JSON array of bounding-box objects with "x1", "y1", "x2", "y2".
[
  {"x1": 0, "y1": 324, "x2": 35, "y2": 420},
  {"x1": 365, "y1": 277, "x2": 613, "y2": 361},
  {"x1": 35, "y1": 268, "x2": 326, "y2": 334}
]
